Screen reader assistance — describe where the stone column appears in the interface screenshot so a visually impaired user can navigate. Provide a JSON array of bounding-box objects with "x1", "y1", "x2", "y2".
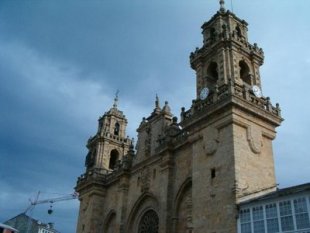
[{"x1": 159, "y1": 150, "x2": 175, "y2": 233}]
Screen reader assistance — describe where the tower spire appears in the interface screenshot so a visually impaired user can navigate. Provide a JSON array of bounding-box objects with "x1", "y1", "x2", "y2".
[
  {"x1": 219, "y1": 0, "x2": 226, "y2": 12},
  {"x1": 155, "y1": 94, "x2": 160, "y2": 109},
  {"x1": 113, "y1": 90, "x2": 119, "y2": 108},
  {"x1": 153, "y1": 94, "x2": 161, "y2": 114}
]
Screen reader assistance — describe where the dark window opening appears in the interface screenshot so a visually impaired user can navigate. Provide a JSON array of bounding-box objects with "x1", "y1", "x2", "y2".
[
  {"x1": 114, "y1": 122, "x2": 120, "y2": 136},
  {"x1": 85, "y1": 148, "x2": 96, "y2": 168},
  {"x1": 239, "y1": 61, "x2": 251, "y2": 85},
  {"x1": 206, "y1": 62, "x2": 219, "y2": 90},
  {"x1": 210, "y1": 28, "x2": 216, "y2": 41},
  {"x1": 211, "y1": 168, "x2": 216, "y2": 179},
  {"x1": 109, "y1": 149, "x2": 119, "y2": 170},
  {"x1": 236, "y1": 25, "x2": 242, "y2": 37}
]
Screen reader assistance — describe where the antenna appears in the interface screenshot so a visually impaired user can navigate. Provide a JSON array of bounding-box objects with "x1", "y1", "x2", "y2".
[{"x1": 231, "y1": 0, "x2": 234, "y2": 13}]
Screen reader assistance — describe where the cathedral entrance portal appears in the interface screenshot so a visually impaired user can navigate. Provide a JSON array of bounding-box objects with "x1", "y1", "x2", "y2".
[{"x1": 137, "y1": 209, "x2": 159, "y2": 233}]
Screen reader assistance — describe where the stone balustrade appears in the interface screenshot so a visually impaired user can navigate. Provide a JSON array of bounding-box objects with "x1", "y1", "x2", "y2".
[{"x1": 181, "y1": 82, "x2": 281, "y2": 123}]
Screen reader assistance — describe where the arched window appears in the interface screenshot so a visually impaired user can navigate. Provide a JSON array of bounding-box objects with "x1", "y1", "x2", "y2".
[
  {"x1": 138, "y1": 210, "x2": 159, "y2": 233},
  {"x1": 114, "y1": 122, "x2": 120, "y2": 136},
  {"x1": 104, "y1": 212, "x2": 116, "y2": 233},
  {"x1": 175, "y1": 180, "x2": 192, "y2": 233},
  {"x1": 109, "y1": 149, "x2": 119, "y2": 170},
  {"x1": 210, "y1": 27, "x2": 216, "y2": 41},
  {"x1": 236, "y1": 25, "x2": 242, "y2": 37},
  {"x1": 206, "y1": 62, "x2": 218, "y2": 90},
  {"x1": 85, "y1": 148, "x2": 96, "y2": 168},
  {"x1": 239, "y1": 61, "x2": 251, "y2": 85}
]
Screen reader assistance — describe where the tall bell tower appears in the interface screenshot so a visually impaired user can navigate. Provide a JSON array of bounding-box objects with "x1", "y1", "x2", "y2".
[
  {"x1": 191, "y1": 0, "x2": 263, "y2": 99},
  {"x1": 180, "y1": 1, "x2": 283, "y2": 232}
]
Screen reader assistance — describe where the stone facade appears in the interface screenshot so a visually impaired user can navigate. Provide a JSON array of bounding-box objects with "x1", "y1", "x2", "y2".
[{"x1": 75, "y1": 2, "x2": 283, "y2": 233}]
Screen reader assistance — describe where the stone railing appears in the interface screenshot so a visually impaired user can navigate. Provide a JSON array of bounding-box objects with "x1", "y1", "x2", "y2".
[
  {"x1": 155, "y1": 130, "x2": 189, "y2": 153},
  {"x1": 88, "y1": 133, "x2": 130, "y2": 145},
  {"x1": 77, "y1": 168, "x2": 110, "y2": 185},
  {"x1": 77, "y1": 155, "x2": 134, "y2": 185},
  {"x1": 181, "y1": 82, "x2": 281, "y2": 122}
]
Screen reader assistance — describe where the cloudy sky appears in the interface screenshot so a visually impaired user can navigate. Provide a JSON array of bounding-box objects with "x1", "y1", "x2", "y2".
[{"x1": 0, "y1": 0, "x2": 309, "y2": 232}]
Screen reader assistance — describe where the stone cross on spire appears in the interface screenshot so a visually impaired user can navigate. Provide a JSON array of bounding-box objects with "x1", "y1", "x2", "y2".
[
  {"x1": 155, "y1": 94, "x2": 160, "y2": 109},
  {"x1": 153, "y1": 94, "x2": 161, "y2": 114},
  {"x1": 113, "y1": 90, "x2": 119, "y2": 108},
  {"x1": 219, "y1": 0, "x2": 226, "y2": 12}
]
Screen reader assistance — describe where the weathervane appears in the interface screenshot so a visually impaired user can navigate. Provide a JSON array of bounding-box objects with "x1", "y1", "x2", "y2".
[
  {"x1": 155, "y1": 94, "x2": 160, "y2": 109},
  {"x1": 113, "y1": 90, "x2": 119, "y2": 108}
]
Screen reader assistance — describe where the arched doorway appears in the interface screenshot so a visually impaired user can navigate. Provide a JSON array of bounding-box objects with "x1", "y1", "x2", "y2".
[
  {"x1": 138, "y1": 209, "x2": 159, "y2": 233},
  {"x1": 125, "y1": 193, "x2": 159, "y2": 233}
]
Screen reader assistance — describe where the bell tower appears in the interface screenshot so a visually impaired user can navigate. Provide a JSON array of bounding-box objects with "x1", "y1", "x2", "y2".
[
  {"x1": 180, "y1": 1, "x2": 283, "y2": 232},
  {"x1": 191, "y1": 0, "x2": 264, "y2": 98},
  {"x1": 85, "y1": 93, "x2": 132, "y2": 172},
  {"x1": 76, "y1": 93, "x2": 132, "y2": 233}
]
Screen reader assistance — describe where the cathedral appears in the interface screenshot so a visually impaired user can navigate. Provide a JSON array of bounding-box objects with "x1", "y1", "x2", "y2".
[{"x1": 75, "y1": 1, "x2": 310, "y2": 233}]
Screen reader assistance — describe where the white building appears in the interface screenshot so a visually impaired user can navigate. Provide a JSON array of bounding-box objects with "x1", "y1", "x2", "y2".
[{"x1": 238, "y1": 183, "x2": 310, "y2": 233}]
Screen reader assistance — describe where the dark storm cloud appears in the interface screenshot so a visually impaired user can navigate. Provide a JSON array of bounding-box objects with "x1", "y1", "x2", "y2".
[{"x1": 0, "y1": 0, "x2": 201, "y2": 105}]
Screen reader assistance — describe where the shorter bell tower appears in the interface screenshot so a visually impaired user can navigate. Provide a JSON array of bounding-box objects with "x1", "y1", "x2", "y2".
[
  {"x1": 76, "y1": 94, "x2": 132, "y2": 233},
  {"x1": 85, "y1": 93, "x2": 132, "y2": 172}
]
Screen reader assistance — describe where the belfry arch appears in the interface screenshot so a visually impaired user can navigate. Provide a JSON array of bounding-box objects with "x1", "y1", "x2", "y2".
[
  {"x1": 114, "y1": 122, "x2": 120, "y2": 135},
  {"x1": 206, "y1": 62, "x2": 219, "y2": 90},
  {"x1": 239, "y1": 60, "x2": 251, "y2": 85}
]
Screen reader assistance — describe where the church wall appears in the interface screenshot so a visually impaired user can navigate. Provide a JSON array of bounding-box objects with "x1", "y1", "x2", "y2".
[
  {"x1": 102, "y1": 184, "x2": 121, "y2": 231},
  {"x1": 232, "y1": 109, "x2": 278, "y2": 201},
  {"x1": 124, "y1": 161, "x2": 163, "y2": 232},
  {"x1": 191, "y1": 120, "x2": 238, "y2": 233},
  {"x1": 173, "y1": 145, "x2": 193, "y2": 232},
  {"x1": 174, "y1": 146, "x2": 193, "y2": 193}
]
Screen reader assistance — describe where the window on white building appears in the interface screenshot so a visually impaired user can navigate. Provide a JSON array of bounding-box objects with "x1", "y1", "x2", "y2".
[
  {"x1": 240, "y1": 208, "x2": 251, "y2": 233},
  {"x1": 253, "y1": 206, "x2": 265, "y2": 233},
  {"x1": 294, "y1": 197, "x2": 310, "y2": 229},
  {"x1": 279, "y1": 200, "x2": 294, "y2": 231},
  {"x1": 239, "y1": 195, "x2": 310, "y2": 233},
  {"x1": 266, "y1": 203, "x2": 279, "y2": 233}
]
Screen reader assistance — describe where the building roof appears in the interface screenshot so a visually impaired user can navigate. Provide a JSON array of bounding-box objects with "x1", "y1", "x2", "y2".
[
  {"x1": 4, "y1": 213, "x2": 59, "y2": 233},
  {"x1": 240, "y1": 183, "x2": 310, "y2": 205},
  {"x1": 0, "y1": 223, "x2": 19, "y2": 232}
]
